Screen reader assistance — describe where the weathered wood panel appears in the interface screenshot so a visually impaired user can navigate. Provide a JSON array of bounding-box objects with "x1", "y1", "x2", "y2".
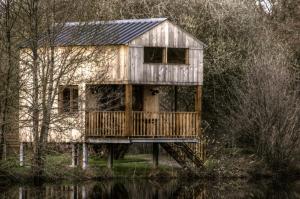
[
  {"x1": 130, "y1": 21, "x2": 203, "y2": 48},
  {"x1": 129, "y1": 47, "x2": 203, "y2": 85},
  {"x1": 128, "y1": 20, "x2": 203, "y2": 85}
]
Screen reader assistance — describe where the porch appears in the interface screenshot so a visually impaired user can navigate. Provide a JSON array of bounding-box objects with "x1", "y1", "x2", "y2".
[
  {"x1": 84, "y1": 84, "x2": 202, "y2": 141},
  {"x1": 85, "y1": 111, "x2": 200, "y2": 138}
]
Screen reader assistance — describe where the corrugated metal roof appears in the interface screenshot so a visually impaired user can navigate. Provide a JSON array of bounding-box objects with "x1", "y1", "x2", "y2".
[{"x1": 33, "y1": 18, "x2": 167, "y2": 47}]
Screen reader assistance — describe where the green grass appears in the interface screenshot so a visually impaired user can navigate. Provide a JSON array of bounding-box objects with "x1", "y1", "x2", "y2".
[
  {"x1": 89, "y1": 154, "x2": 173, "y2": 177},
  {"x1": 0, "y1": 153, "x2": 177, "y2": 181}
]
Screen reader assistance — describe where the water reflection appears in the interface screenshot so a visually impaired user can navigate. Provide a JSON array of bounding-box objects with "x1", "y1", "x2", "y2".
[{"x1": 0, "y1": 179, "x2": 299, "y2": 199}]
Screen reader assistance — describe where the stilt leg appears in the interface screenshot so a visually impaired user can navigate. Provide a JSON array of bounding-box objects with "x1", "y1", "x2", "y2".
[
  {"x1": 20, "y1": 142, "x2": 24, "y2": 167},
  {"x1": 71, "y1": 143, "x2": 79, "y2": 167},
  {"x1": 153, "y1": 143, "x2": 159, "y2": 168},
  {"x1": 107, "y1": 144, "x2": 113, "y2": 169},
  {"x1": 82, "y1": 143, "x2": 88, "y2": 169}
]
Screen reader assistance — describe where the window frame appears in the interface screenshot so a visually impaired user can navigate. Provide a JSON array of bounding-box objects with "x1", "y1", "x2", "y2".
[
  {"x1": 166, "y1": 47, "x2": 189, "y2": 65},
  {"x1": 143, "y1": 47, "x2": 189, "y2": 65},
  {"x1": 58, "y1": 85, "x2": 79, "y2": 114},
  {"x1": 143, "y1": 47, "x2": 164, "y2": 64}
]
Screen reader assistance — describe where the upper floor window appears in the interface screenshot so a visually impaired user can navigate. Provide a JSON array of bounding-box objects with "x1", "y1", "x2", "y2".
[
  {"x1": 167, "y1": 48, "x2": 188, "y2": 64},
  {"x1": 144, "y1": 47, "x2": 164, "y2": 63},
  {"x1": 144, "y1": 47, "x2": 188, "y2": 64},
  {"x1": 58, "y1": 85, "x2": 79, "y2": 113}
]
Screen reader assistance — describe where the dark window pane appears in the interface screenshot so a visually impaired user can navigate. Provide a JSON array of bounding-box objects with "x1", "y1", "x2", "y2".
[
  {"x1": 72, "y1": 87, "x2": 79, "y2": 112},
  {"x1": 167, "y1": 48, "x2": 187, "y2": 64},
  {"x1": 63, "y1": 87, "x2": 71, "y2": 112},
  {"x1": 144, "y1": 47, "x2": 163, "y2": 63},
  {"x1": 60, "y1": 85, "x2": 79, "y2": 114}
]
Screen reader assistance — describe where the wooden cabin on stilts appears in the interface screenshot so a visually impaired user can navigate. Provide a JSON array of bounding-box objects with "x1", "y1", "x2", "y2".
[{"x1": 19, "y1": 18, "x2": 205, "y2": 170}]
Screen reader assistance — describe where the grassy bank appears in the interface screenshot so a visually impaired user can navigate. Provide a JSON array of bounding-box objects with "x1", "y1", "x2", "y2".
[
  {"x1": 0, "y1": 154, "x2": 180, "y2": 183},
  {"x1": 0, "y1": 150, "x2": 299, "y2": 183}
]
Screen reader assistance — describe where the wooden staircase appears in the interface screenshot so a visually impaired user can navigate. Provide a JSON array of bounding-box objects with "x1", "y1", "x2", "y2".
[{"x1": 160, "y1": 142, "x2": 204, "y2": 170}]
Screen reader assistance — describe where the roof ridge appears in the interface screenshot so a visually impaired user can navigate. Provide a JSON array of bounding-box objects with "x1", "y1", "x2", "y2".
[{"x1": 65, "y1": 18, "x2": 167, "y2": 26}]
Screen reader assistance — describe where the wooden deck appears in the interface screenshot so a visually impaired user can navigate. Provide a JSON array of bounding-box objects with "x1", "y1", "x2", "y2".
[{"x1": 85, "y1": 111, "x2": 200, "y2": 138}]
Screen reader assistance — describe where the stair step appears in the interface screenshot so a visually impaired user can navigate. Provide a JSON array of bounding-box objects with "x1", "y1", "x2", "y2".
[{"x1": 160, "y1": 142, "x2": 203, "y2": 171}]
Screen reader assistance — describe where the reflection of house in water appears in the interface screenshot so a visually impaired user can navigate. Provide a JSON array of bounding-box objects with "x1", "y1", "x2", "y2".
[
  {"x1": 19, "y1": 18, "x2": 205, "y2": 169},
  {"x1": 7, "y1": 179, "x2": 300, "y2": 199},
  {"x1": 16, "y1": 180, "x2": 206, "y2": 199}
]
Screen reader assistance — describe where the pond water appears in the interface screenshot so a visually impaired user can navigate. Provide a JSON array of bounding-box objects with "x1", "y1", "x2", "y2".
[{"x1": 0, "y1": 179, "x2": 299, "y2": 199}]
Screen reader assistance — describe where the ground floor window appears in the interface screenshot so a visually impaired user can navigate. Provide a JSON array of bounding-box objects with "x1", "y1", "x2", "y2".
[{"x1": 58, "y1": 85, "x2": 79, "y2": 113}]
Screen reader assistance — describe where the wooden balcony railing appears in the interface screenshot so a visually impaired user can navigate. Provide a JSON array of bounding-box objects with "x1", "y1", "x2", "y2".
[
  {"x1": 86, "y1": 111, "x2": 125, "y2": 137},
  {"x1": 85, "y1": 111, "x2": 200, "y2": 137}
]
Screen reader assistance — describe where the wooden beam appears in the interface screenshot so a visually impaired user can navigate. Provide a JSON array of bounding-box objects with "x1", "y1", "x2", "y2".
[
  {"x1": 125, "y1": 84, "x2": 133, "y2": 136},
  {"x1": 195, "y1": 86, "x2": 202, "y2": 136}
]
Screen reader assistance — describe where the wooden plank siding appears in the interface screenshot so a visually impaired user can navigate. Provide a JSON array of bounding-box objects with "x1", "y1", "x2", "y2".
[
  {"x1": 128, "y1": 20, "x2": 203, "y2": 85},
  {"x1": 129, "y1": 48, "x2": 203, "y2": 85},
  {"x1": 85, "y1": 111, "x2": 199, "y2": 138}
]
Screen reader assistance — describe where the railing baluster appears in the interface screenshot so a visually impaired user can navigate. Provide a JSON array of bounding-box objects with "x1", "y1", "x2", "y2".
[
  {"x1": 184, "y1": 113, "x2": 186, "y2": 136},
  {"x1": 132, "y1": 113, "x2": 136, "y2": 136},
  {"x1": 159, "y1": 113, "x2": 162, "y2": 137},
  {"x1": 88, "y1": 112, "x2": 90, "y2": 136},
  {"x1": 118, "y1": 112, "x2": 121, "y2": 136},
  {"x1": 150, "y1": 113, "x2": 153, "y2": 137},
  {"x1": 95, "y1": 112, "x2": 98, "y2": 136},
  {"x1": 92, "y1": 112, "x2": 95, "y2": 136},
  {"x1": 113, "y1": 112, "x2": 115, "y2": 136},
  {"x1": 139, "y1": 112, "x2": 142, "y2": 136},
  {"x1": 105, "y1": 112, "x2": 107, "y2": 136},
  {"x1": 100, "y1": 112, "x2": 103, "y2": 136},
  {"x1": 170, "y1": 113, "x2": 172, "y2": 137},
  {"x1": 109, "y1": 112, "x2": 112, "y2": 136},
  {"x1": 143, "y1": 112, "x2": 146, "y2": 136}
]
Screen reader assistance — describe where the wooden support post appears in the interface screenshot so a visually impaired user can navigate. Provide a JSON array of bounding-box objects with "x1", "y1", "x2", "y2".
[
  {"x1": 125, "y1": 84, "x2": 133, "y2": 136},
  {"x1": 20, "y1": 142, "x2": 24, "y2": 167},
  {"x1": 153, "y1": 143, "x2": 159, "y2": 168},
  {"x1": 82, "y1": 143, "x2": 88, "y2": 169},
  {"x1": 71, "y1": 143, "x2": 79, "y2": 167},
  {"x1": 107, "y1": 144, "x2": 114, "y2": 169},
  {"x1": 195, "y1": 85, "x2": 202, "y2": 136}
]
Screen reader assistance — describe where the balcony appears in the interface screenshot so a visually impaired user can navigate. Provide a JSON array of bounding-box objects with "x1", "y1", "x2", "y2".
[{"x1": 85, "y1": 111, "x2": 200, "y2": 138}]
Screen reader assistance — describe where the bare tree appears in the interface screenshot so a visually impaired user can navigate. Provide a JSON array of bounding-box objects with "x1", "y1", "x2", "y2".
[
  {"x1": 0, "y1": 0, "x2": 19, "y2": 159},
  {"x1": 228, "y1": 30, "x2": 300, "y2": 172},
  {"x1": 17, "y1": 0, "x2": 116, "y2": 179}
]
